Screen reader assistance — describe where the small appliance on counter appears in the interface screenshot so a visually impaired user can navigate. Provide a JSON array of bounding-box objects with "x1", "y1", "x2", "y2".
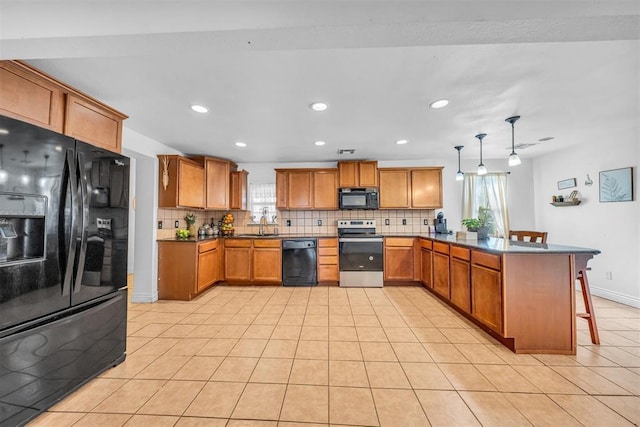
[{"x1": 435, "y1": 212, "x2": 450, "y2": 234}]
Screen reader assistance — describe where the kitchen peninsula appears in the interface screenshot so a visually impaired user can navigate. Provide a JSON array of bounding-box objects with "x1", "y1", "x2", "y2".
[{"x1": 416, "y1": 235, "x2": 599, "y2": 355}]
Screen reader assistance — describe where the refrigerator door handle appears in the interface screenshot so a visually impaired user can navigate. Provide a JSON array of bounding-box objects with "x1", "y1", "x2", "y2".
[
  {"x1": 62, "y1": 149, "x2": 78, "y2": 296},
  {"x1": 73, "y1": 151, "x2": 89, "y2": 293}
]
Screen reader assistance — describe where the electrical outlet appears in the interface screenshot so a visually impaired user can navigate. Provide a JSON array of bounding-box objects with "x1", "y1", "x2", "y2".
[
  {"x1": 317, "y1": 219, "x2": 322, "y2": 226},
  {"x1": 423, "y1": 219, "x2": 428, "y2": 226},
  {"x1": 286, "y1": 219, "x2": 291, "y2": 227},
  {"x1": 158, "y1": 221, "x2": 163, "y2": 229},
  {"x1": 605, "y1": 271, "x2": 613, "y2": 280},
  {"x1": 402, "y1": 219, "x2": 407, "y2": 225},
  {"x1": 174, "y1": 220, "x2": 179, "y2": 228},
  {"x1": 384, "y1": 219, "x2": 390, "y2": 226}
]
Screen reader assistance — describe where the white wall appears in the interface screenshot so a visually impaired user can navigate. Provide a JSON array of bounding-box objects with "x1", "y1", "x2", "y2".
[
  {"x1": 122, "y1": 127, "x2": 182, "y2": 303},
  {"x1": 533, "y1": 139, "x2": 639, "y2": 307}
]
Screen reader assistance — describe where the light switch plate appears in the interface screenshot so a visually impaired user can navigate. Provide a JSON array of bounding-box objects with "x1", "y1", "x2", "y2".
[
  {"x1": 174, "y1": 220, "x2": 179, "y2": 228},
  {"x1": 402, "y1": 219, "x2": 407, "y2": 225},
  {"x1": 158, "y1": 221, "x2": 163, "y2": 229}
]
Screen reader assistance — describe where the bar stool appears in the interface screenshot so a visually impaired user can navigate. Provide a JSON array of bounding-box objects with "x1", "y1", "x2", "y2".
[
  {"x1": 508, "y1": 230, "x2": 548, "y2": 243},
  {"x1": 577, "y1": 267, "x2": 600, "y2": 344}
]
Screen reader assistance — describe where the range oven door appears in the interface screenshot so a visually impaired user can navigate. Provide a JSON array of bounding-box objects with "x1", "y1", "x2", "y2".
[
  {"x1": 338, "y1": 238, "x2": 383, "y2": 271},
  {"x1": 339, "y1": 237, "x2": 384, "y2": 287}
]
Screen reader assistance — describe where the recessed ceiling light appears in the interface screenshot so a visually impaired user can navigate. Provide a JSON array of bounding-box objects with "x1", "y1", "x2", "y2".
[
  {"x1": 429, "y1": 99, "x2": 449, "y2": 109},
  {"x1": 310, "y1": 102, "x2": 328, "y2": 111},
  {"x1": 538, "y1": 136, "x2": 555, "y2": 142},
  {"x1": 0, "y1": 128, "x2": 8, "y2": 135},
  {"x1": 235, "y1": 142, "x2": 247, "y2": 147},
  {"x1": 396, "y1": 139, "x2": 408, "y2": 145},
  {"x1": 191, "y1": 105, "x2": 208, "y2": 113},
  {"x1": 314, "y1": 141, "x2": 326, "y2": 146}
]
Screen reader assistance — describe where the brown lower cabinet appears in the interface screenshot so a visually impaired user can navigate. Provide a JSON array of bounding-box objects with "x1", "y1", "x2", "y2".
[
  {"x1": 317, "y1": 238, "x2": 339, "y2": 282},
  {"x1": 252, "y1": 240, "x2": 283, "y2": 283},
  {"x1": 158, "y1": 239, "x2": 222, "y2": 300},
  {"x1": 224, "y1": 238, "x2": 282, "y2": 284},
  {"x1": 419, "y1": 239, "x2": 433, "y2": 288},
  {"x1": 383, "y1": 237, "x2": 415, "y2": 281},
  {"x1": 471, "y1": 251, "x2": 503, "y2": 333},
  {"x1": 449, "y1": 245, "x2": 471, "y2": 311},
  {"x1": 432, "y1": 242, "x2": 450, "y2": 298}
]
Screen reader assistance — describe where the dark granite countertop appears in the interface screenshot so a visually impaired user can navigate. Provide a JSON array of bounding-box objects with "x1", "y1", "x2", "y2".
[
  {"x1": 414, "y1": 233, "x2": 600, "y2": 255},
  {"x1": 158, "y1": 233, "x2": 338, "y2": 242},
  {"x1": 158, "y1": 232, "x2": 599, "y2": 255}
]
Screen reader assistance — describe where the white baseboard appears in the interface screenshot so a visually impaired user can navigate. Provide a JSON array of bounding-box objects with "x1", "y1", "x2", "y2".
[
  {"x1": 577, "y1": 284, "x2": 640, "y2": 308},
  {"x1": 131, "y1": 291, "x2": 158, "y2": 304}
]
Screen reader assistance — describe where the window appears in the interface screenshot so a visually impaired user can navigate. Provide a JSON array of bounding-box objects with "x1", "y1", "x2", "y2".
[
  {"x1": 462, "y1": 174, "x2": 509, "y2": 238},
  {"x1": 249, "y1": 183, "x2": 276, "y2": 222}
]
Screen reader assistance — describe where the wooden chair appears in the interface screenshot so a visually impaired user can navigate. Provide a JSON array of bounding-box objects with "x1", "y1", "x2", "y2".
[
  {"x1": 508, "y1": 230, "x2": 548, "y2": 243},
  {"x1": 577, "y1": 268, "x2": 600, "y2": 344}
]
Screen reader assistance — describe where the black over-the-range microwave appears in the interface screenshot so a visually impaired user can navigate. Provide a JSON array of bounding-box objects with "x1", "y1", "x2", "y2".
[{"x1": 338, "y1": 188, "x2": 379, "y2": 210}]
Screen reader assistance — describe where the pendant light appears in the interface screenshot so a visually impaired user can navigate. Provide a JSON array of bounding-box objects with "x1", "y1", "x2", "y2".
[
  {"x1": 475, "y1": 133, "x2": 487, "y2": 176},
  {"x1": 506, "y1": 115, "x2": 521, "y2": 166},
  {"x1": 454, "y1": 145, "x2": 464, "y2": 181},
  {"x1": 21, "y1": 150, "x2": 30, "y2": 185},
  {"x1": 0, "y1": 144, "x2": 7, "y2": 184},
  {"x1": 39, "y1": 154, "x2": 49, "y2": 188}
]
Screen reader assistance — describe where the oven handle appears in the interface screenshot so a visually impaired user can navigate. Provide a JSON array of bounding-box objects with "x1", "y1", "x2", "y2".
[{"x1": 339, "y1": 237, "x2": 384, "y2": 243}]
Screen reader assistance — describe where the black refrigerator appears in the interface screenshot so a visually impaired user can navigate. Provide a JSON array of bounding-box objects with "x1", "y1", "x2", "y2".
[{"x1": 0, "y1": 115, "x2": 128, "y2": 426}]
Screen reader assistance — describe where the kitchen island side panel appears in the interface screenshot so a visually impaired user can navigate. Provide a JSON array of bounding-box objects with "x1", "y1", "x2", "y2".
[{"x1": 503, "y1": 253, "x2": 576, "y2": 354}]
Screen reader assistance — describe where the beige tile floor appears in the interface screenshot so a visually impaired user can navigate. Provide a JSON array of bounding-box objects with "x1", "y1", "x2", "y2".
[{"x1": 30, "y1": 285, "x2": 639, "y2": 426}]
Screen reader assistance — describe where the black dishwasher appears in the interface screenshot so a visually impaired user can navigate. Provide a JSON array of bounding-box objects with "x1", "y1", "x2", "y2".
[{"x1": 282, "y1": 239, "x2": 317, "y2": 286}]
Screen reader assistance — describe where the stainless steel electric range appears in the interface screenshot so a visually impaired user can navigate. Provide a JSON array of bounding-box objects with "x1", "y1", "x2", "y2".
[{"x1": 337, "y1": 219, "x2": 383, "y2": 287}]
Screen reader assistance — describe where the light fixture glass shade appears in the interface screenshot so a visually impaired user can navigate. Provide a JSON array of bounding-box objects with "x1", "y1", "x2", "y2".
[
  {"x1": 477, "y1": 164, "x2": 488, "y2": 176},
  {"x1": 0, "y1": 169, "x2": 7, "y2": 184},
  {"x1": 456, "y1": 171, "x2": 464, "y2": 181},
  {"x1": 506, "y1": 115, "x2": 521, "y2": 167}
]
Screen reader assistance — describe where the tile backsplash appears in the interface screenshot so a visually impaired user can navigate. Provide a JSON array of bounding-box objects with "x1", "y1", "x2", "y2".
[{"x1": 157, "y1": 208, "x2": 436, "y2": 239}]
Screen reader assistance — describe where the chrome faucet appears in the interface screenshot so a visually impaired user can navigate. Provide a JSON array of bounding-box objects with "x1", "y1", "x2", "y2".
[{"x1": 259, "y1": 207, "x2": 268, "y2": 236}]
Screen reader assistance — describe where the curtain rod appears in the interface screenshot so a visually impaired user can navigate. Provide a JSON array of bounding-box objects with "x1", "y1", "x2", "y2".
[{"x1": 466, "y1": 172, "x2": 511, "y2": 176}]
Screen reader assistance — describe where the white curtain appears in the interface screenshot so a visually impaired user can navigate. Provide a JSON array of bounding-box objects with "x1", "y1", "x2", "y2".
[
  {"x1": 249, "y1": 183, "x2": 276, "y2": 222},
  {"x1": 462, "y1": 173, "x2": 509, "y2": 238}
]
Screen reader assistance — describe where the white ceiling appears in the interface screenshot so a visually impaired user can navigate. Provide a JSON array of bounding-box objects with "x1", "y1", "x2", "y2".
[{"x1": 1, "y1": 1, "x2": 638, "y2": 164}]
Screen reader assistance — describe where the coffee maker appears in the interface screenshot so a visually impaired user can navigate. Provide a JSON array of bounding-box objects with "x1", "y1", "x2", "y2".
[{"x1": 435, "y1": 212, "x2": 448, "y2": 234}]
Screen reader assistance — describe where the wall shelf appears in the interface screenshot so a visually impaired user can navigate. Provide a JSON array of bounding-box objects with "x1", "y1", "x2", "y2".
[{"x1": 550, "y1": 200, "x2": 581, "y2": 207}]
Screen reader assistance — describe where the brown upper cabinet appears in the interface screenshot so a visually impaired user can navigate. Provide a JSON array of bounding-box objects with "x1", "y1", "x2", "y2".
[
  {"x1": 158, "y1": 155, "x2": 205, "y2": 209},
  {"x1": 64, "y1": 94, "x2": 124, "y2": 153},
  {"x1": 378, "y1": 167, "x2": 443, "y2": 209},
  {"x1": 312, "y1": 169, "x2": 338, "y2": 209},
  {"x1": 191, "y1": 156, "x2": 248, "y2": 211},
  {"x1": 275, "y1": 168, "x2": 338, "y2": 210},
  {"x1": 230, "y1": 170, "x2": 249, "y2": 210},
  {"x1": 0, "y1": 61, "x2": 127, "y2": 153},
  {"x1": 338, "y1": 160, "x2": 378, "y2": 187}
]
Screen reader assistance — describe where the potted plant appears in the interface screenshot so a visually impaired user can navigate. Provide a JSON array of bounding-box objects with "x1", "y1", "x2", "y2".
[{"x1": 462, "y1": 207, "x2": 493, "y2": 240}]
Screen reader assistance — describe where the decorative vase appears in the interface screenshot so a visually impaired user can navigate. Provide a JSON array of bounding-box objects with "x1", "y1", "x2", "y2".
[{"x1": 477, "y1": 226, "x2": 489, "y2": 240}]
